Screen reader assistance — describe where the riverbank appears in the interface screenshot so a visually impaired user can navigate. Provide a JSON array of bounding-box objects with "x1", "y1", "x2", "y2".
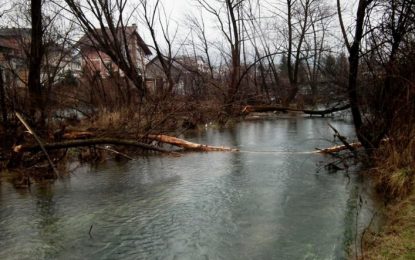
[
  {"x1": 362, "y1": 190, "x2": 415, "y2": 259},
  {"x1": 362, "y1": 134, "x2": 415, "y2": 259}
]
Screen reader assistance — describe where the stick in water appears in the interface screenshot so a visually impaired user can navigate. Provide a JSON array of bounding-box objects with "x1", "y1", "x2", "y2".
[
  {"x1": 89, "y1": 224, "x2": 93, "y2": 238},
  {"x1": 15, "y1": 112, "x2": 60, "y2": 178}
]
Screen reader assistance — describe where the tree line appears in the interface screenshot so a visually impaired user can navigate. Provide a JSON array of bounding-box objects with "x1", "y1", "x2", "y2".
[{"x1": 0, "y1": 0, "x2": 413, "y2": 157}]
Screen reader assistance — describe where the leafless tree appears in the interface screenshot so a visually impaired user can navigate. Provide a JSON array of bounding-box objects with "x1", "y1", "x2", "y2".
[
  {"x1": 195, "y1": 0, "x2": 245, "y2": 117},
  {"x1": 62, "y1": 0, "x2": 147, "y2": 97},
  {"x1": 337, "y1": 0, "x2": 375, "y2": 150},
  {"x1": 139, "y1": 0, "x2": 177, "y2": 94},
  {"x1": 337, "y1": 0, "x2": 415, "y2": 151}
]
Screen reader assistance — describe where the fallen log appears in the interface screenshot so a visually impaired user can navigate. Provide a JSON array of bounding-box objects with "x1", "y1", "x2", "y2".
[
  {"x1": 146, "y1": 134, "x2": 238, "y2": 152},
  {"x1": 317, "y1": 138, "x2": 390, "y2": 154},
  {"x1": 317, "y1": 142, "x2": 362, "y2": 154},
  {"x1": 328, "y1": 123, "x2": 358, "y2": 157},
  {"x1": 242, "y1": 104, "x2": 351, "y2": 117},
  {"x1": 62, "y1": 131, "x2": 95, "y2": 140},
  {"x1": 13, "y1": 138, "x2": 175, "y2": 154}
]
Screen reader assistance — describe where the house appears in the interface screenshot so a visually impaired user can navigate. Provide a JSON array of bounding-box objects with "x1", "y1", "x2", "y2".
[
  {"x1": 145, "y1": 55, "x2": 210, "y2": 95},
  {"x1": 175, "y1": 55, "x2": 210, "y2": 74},
  {"x1": 145, "y1": 56, "x2": 184, "y2": 94},
  {"x1": 0, "y1": 28, "x2": 31, "y2": 88},
  {"x1": 78, "y1": 24, "x2": 152, "y2": 79},
  {"x1": 41, "y1": 43, "x2": 83, "y2": 85},
  {"x1": 0, "y1": 28, "x2": 81, "y2": 87}
]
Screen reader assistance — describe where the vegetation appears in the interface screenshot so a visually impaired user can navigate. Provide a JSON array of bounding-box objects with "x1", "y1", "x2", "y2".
[
  {"x1": 0, "y1": 0, "x2": 414, "y2": 258},
  {"x1": 362, "y1": 190, "x2": 415, "y2": 259}
]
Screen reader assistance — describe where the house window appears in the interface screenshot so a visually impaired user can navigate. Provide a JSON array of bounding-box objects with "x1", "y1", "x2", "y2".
[{"x1": 103, "y1": 60, "x2": 113, "y2": 76}]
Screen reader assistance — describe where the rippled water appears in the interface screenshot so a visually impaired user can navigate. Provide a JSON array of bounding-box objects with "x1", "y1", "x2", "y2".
[{"x1": 0, "y1": 118, "x2": 378, "y2": 259}]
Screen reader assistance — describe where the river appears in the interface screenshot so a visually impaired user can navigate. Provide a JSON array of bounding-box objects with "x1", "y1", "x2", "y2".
[{"x1": 0, "y1": 117, "x2": 378, "y2": 259}]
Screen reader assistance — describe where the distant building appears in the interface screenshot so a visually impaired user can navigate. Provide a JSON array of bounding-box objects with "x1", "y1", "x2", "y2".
[
  {"x1": 145, "y1": 56, "x2": 184, "y2": 94},
  {"x1": 175, "y1": 55, "x2": 210, "y2": 74},
  {"x1": 0, "y1": 27, "x2": 82, "y2": 87},
  {"x1": 145, "y1": 55, "x2": 210, "y2": 95},
  {"x1": 0, "y1": 28, "x2": 31, "y2": 87},
  {"x1": 78, "y1": 24, "x2": 152, "y2": 79}
]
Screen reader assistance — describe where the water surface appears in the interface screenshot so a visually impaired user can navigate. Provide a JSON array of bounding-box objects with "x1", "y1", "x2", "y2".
[{"x1": 0, "y1": 118, "x2": 377, "y2": 259}]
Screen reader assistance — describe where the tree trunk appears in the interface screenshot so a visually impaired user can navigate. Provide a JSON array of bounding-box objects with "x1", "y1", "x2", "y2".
[
  {"x1": 0, "y1": 68, "x2": 7, "y2": 126},
  {"x1": 146, "y1": 134, "x2": 237, "y2": 151},
  {"x1": 347, "y1": 0, "x2": 373, "y2": 151},
  {"x1": 242, "y1": 104, "x2": 350, "y2": 116},
  {"x1": 14, "y1": 138, "x2": 174, "y2": 154},
  {"x1": 28, "y1": 0, "x2": 44, "y2": 125}
]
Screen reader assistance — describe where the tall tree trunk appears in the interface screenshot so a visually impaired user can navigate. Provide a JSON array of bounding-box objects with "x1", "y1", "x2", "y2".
[
  {"x1": 0, "y1": 68, "x2": 7, "y2": 126},
  {"x1": 347, "y1": 0, "x2": 373, "y2": 151},
  {"x1": 224, "y1": 0, "x2": 241, "y2": 116},
  {"x1": 28, "y1": 0, "x2": 44, "y2": 125}
]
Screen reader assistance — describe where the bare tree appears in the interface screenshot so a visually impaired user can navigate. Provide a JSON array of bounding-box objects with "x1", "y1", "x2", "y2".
[
  {"x1": 337, "y1": 0, "x2": 374, "y2": 150},
  {"x1": 302, "y1": 4, "x2": 334, "y2": 104},
  {"x1": 284, "y1": 0, "x2": 312, "y2": 104},
  {"x1": 139, "y1": 0, "x2": 177, "y2": 94},
  {"x1": 62, "y1": 0, "x2": 148, "y2": 98},
  {"x1": 195, "y1": 0, "x2": 245, "y2": 118}
]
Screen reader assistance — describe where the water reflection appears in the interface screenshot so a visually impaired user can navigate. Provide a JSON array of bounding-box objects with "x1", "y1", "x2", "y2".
[{"x1": 0, "y1": 117, "x2": 377, "y2": 259}]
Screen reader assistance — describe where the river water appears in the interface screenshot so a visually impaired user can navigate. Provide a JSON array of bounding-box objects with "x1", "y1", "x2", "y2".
[{"x1": 0, "y1": 117, "x2": 378, "y2": 259}]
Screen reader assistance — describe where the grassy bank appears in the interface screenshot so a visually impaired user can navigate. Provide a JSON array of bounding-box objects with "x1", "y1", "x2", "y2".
[
  {"x1": 361, "y1": 131, "x2": 415, "y2": 259},
  {"x1": 362, "y1": 190, "x2": 415, "y2": 259}
]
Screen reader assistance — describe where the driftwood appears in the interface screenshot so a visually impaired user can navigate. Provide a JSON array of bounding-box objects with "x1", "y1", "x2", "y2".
[
  {"x1": 242, "y1": 104, "x2": 351, "y2": 116},
  {"x1": 145, "y1": 134, "x2": 238, "y2": 152}
]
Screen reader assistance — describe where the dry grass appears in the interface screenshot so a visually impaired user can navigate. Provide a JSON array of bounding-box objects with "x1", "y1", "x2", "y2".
[
  {"x1": 90, "y1": 108, "x2": 128, "y2": 129},
  {"x1": 361, "y1": 127, "x2": 415, "y2": 259},
  {"x1": 361, "y1": 191, "x2": 415, "y2": 259},
  {"x1": 373, "y1": 130, "x2": 415, "y2": 199}
]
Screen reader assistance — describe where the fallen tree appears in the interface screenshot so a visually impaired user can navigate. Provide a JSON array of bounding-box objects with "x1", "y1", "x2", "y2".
[
  {"x1": 13, "y1": 135, "x2": 237, "y2": 156},
  {"x1": 317, "y1": 142, "x2": 362, "y2": 154},
  {"x1": 242, "y1": 104, "x2": 351, "y2": 117},
  {"x1": 57, "y1": 130, "x2": 238, "y2": 152},
  {"x1": 145, "y1": 134, "x2": 238, "y2": 152},
  {"x1": 317, "y1": 138, "x2": 389, "y2": 154},
  {"x1": 13, "y1": 138, "x2": 174, "y2": 154}
]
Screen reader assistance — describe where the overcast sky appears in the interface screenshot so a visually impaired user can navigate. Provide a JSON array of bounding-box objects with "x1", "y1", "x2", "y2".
[{"x1": 0, "y1": 0, "x2": 359, "y2": 60}]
